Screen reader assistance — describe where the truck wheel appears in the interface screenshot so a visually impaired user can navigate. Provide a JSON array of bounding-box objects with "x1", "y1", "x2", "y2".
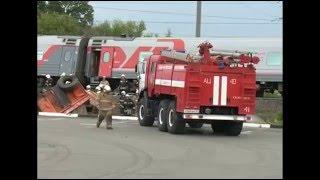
[
  {"x1": 157, "y1": 100, "x2": 170, "y2": 132},
  {"x1": 137, "y1": 98, "x2": 154, "y2": 126},
  {"x1": 167, "y1": 101, "x2": 185, "y2": 134},
  {"x1": 188, "y1": 122, "x2": 203, "y2": 128},
  {"x1": 57, "y1": 75, "x2": 79, "y2": 91},
  {"x1": 211, "y1": 121, "x2": 226, "y2": 134},
  {"x1": 224, "y1": 121, "x2": 243, "y2": 136}
]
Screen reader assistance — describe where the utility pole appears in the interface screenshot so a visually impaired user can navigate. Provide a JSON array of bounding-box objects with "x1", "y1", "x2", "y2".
[{"x1": 196, "y1": 1, "x2": 202, "y2": 37}]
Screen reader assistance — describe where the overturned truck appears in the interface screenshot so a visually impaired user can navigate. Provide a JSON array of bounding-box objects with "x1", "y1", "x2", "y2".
[{"x1": 37, "y1": 75, "x2": 90, "y2": 114}]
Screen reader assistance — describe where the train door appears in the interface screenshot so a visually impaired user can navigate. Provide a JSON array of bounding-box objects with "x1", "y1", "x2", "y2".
[
  {"x1": 98, "y1": 47, "x2": 114, "y2": 78},
  {"x1": 59, "y1": 46, "x2": 76, "y2": 75}
]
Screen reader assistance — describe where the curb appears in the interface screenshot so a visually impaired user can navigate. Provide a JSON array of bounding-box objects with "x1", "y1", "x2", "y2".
[{"x1": 270, "y1": 124, "x2": 283, "y2": 128}]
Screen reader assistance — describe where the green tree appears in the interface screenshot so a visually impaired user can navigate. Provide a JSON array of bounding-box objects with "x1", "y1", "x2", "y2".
[
  {"x1": 165, "y1": 28, "x2": 172, "y2": 37},
  {"x1": 111, "y1": 19, "x2": 126, "y2": 36},
  {"x1": 38, "y1": 12, "x2": 81, "y2": 35},
  {"x1": 39, "y1": 1, "x2": 94, "y2": 26},
  {"x1": 90, "y1": 19, "x2": 146, "y2": 37},
  {"x1": 46, "y1": 1, "x2": 64, "y2": 14},
  {"x1": 137, "y1": 21, "x2": 146, "y2": 36},
  {"x1": 91, "y1": 20, "x2": 112, "y2": 36},
  {"x1": 142, "y1": 32, "x2": 159, "y2": 37},
  {"x1": 37, "y1": 1, "x2": 48, "y2": 15}
]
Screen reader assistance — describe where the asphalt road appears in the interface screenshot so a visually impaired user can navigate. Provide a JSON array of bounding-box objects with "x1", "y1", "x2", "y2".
[{"x1": 38, "y1": 116, "x2": 282, "y2": 179}]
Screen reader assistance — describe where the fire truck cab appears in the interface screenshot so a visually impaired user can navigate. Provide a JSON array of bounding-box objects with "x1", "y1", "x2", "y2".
[{"x1": 136, "y1": 42, "x2": 260, "y2": 136}]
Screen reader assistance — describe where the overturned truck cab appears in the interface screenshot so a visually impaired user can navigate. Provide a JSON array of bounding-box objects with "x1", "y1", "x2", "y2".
[{"x1": 37, "y1": 75, "x2": 90, "y2": 114}]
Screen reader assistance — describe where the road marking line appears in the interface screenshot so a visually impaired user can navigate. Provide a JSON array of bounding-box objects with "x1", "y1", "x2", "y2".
[
  {"x1": 80, "y1": 123, "x2": 96, "y2": 126},
  {"x1": 80, "y1": 121, "x2": 137, "y2": 126},
  {"x1": 243, "y1": 123, "x2": 270, "y2": 128},
  {"x1": 241, "y1": 130, "x2": 252, "y2": 134},
  {"x1": 38, "y1": 112, "x2": 78, "y2": 118},
  {"x1": 112, "y1": 116, "x2": 138, "y2": 121}
]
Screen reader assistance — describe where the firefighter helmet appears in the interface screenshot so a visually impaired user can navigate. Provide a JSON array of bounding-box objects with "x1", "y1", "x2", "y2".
[
  {"x1": 95, "y1": 86, "x2": 101, "y2": 91},
  {"x1": 121, "y1": 91, "x2": 126, "y2": 96},
  {"x1": 86, "y1": 85, "x2": 91, "y2": 90},
  {"x1": 104, "y1": 85, "x2": 111, "y2": 92},
  {"x1": 61, "y1": 72, "x2": 66, "y2": 77}
]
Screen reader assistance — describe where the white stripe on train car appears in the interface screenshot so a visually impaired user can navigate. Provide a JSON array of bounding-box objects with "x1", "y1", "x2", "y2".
[
  {"x1": 221, "y1": 76, "x2": 228, "y2": 106},
  {"x1": 213, "y1": 76, "x2": 220, "y2": 105}
]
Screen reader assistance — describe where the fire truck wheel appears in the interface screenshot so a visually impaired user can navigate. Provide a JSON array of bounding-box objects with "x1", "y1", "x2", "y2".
[
  {"x1": 57, "y1": 75, "x2": 79, "y2": 91},
  {"x1": 167, "y1": 101, "x2": 186, "y2": 134},
  {"x1": 157, "y1": 100, "x2": 170, "y2": 132},
  {"x1": 188, "y1": 122, "x2": 203, "y2": 128},
  {"x1": 137, "y1": 98, "x2": 154, "y2": 126},
  {"x1": 211, "y1": 121, "x2": 227, "y2": 134},
  {"x1": 224, "y1": 121, "x2": 243, "y2": 136}
]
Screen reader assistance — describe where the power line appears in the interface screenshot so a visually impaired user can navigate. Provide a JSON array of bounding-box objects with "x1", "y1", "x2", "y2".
[
  {"x1": 240, "y1": 3, "x2": 279, "y2": 18},
  {"x1": 145, "y1": 22, "x2": 281, "y2": 24},
  {"x1": 92, "y1": 6, "x2": 274, "y2": 21},
  {"x1": 93, "y1": 20, "x2": 281, "y2": 25},
  {"x1": 94, "y1": 1, "x2": 278, "y2": 5}
]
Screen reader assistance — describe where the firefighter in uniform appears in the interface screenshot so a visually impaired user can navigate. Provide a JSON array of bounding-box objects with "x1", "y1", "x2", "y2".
[
  {"x1": 96, "y1": 81, "x2": 118, "y2": 129},
  {"x1": 99, "y1": 76, "x2": 110, "y2": 88},
  {"x1": 119, "y1": 74, "x2": 129, "y2": 93},
  {"x1": 86, "y1": 85, "x2": 99, "y2": 113},
  {"x1": 42, "y1": 74, "x2": 53, "y2": 93}
]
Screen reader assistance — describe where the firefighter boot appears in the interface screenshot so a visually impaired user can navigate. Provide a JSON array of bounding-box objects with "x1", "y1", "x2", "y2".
[
  {"x1": 96, "y1": 114, "x2": 104, "y2": 128},
  {"x1": 106, "y1": 112, "x2": 113, "y2": 129}
]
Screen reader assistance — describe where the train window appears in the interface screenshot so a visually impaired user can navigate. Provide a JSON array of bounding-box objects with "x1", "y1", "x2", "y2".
[
  {"x1": 267, "y1": 52, "x2": 282, "y2": 65},
  {"x1": 103, "y1": 52, "x2": 110, "y2": 62},
  {"x1": 37, "y1": 51, "x2": 43, "y2": 60},
  {"x1": 64, "y1": 51, "x2": 71, "y2": 61}
]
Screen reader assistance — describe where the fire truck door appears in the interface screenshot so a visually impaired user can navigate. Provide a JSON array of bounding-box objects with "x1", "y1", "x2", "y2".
[
  {"x1": 98, "y1": 47, "x2": 114, "y2": 77},
  {"x1": 148, "y1": 61, "x2": 157, "y2": 96},
  {"x1": 59, "y1": 46, "x2": 76, "y2": 75}
]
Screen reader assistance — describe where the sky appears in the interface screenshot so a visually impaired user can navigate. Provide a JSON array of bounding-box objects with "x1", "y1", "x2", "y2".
[{"x1": 88, "y1": 1, "x2": 282, "y2": 37}]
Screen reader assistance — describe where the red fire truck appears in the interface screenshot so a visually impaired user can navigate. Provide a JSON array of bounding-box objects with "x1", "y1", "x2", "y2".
[{"x1": 136, "y1": 42, "x2": 260, "y2": 136}]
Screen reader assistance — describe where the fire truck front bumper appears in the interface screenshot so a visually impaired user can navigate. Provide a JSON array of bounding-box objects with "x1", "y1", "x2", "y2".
[{"x1": 182, "y1": 114, "x2": 251, "y2": 121}]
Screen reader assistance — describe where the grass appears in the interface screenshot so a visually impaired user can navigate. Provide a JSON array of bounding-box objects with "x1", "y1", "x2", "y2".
[
  {"x1": 263, "y1": 90, "x2": 282, "y2": 98},
  {"x1": 263, "y1": 112, "x2": 283, "y2": 126}
]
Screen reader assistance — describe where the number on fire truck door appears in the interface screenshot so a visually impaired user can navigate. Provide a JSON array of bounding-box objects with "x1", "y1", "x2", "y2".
[{"x1": 244, "y1": 106, "x2": 250, "y2": 113}]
